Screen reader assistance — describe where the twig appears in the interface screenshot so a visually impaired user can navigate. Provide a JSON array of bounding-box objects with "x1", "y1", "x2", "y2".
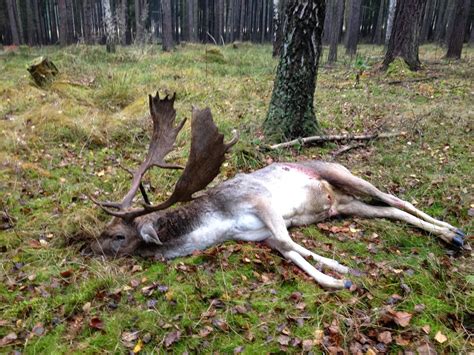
[
  {"x1": 387, "y1": 76, "x2": 438, "y2": 85},
  {"x1": 269, "y1": 132, "x2": 403, "y2": 150},
  {"x1": 331, "y1": 142, "x2": 366, "y2": 158}
]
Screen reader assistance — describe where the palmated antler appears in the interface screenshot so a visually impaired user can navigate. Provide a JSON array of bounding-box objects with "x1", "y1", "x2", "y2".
[{"x1": 92, "y1": 92, "x2": 238, "y2": 221}]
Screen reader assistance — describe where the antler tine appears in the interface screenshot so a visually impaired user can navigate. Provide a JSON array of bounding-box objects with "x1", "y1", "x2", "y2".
[
  {"x1": 92, "y1": 91, "x2": 186, "y2": 219},
  {"x1": 112, "y1": 106, "x2": 239, "y2": 220}
]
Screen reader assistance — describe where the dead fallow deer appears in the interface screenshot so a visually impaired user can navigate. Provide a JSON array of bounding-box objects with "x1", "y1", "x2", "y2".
[{"x1": 90, "y1": 91, "x2": 466, "y2": 289}]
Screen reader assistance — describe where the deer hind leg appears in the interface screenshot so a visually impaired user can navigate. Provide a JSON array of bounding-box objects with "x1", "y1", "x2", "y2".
[
  {"x1": 336, "y1": 199, "x2": 460, "y2": 245},
  {"x1": 324, "y1": 164, "x2": 465, "y2": 246},
  {"x1": 253, "y1": 200, "x2": 351, "y2": 289}
]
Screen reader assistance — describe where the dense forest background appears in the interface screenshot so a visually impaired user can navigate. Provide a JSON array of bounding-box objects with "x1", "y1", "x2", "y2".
[{"x1": 1, "y1": 0, "x2": 473, "y2": 51}]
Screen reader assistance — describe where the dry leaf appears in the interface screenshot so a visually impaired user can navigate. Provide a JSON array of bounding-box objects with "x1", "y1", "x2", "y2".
[
  {"x1": 164, "y1": 330, "x2": 181, "y2": 347},
  {"x1": 0, "y1": 332, "x2": 17, "y2": 347},
  {"x1": 314, "y1": 329, "x2": 324, "y2": 345},
  {"x1": 302, "y1": 339, "x2": 314, "y2": 351},
  {"x1": 122, "y1": 331, "x2": 140, "y2": 342},
  {"x1": 133, "y1": 339, "x2": 143, "y2": 353},
  {"x1": 377, "y1": 331, "x2": 392, "y2": 344},
  {"x1": 421, "y1": 325, "x2": 431, "y2": 334},
  {"x1": 392, "y1": 310, "x2": 412, "y2": 327},
  {"x1": 277, "y1": 335, "x2": 290, "y2": 346},
  {"x1": 31, "y1": 323, "x2": 45, "y2": 336},
  {"x1": 199, "y1": 326, "x2": 213, "y2": 337},
  {"x1": 434, "y1": 331, "x2": 447, "y2": 344},
  {"x1": 89, "y1": 317, "x2": 104, "y2": 330}
]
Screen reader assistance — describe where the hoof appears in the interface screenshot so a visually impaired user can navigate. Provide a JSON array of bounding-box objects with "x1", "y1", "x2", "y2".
[
  {"x1": 455, "y1": 229, "x2": 465, "y2": 239},
  {"x1": 452, "y1": 235, "x2": 464, "y2": 248},
  {"x1": 344, "y1": 280, "x2": 353, "y2": 289}
]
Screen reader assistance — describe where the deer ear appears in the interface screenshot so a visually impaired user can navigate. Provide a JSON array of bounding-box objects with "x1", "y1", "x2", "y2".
[{"x1": 140, "y1": 223, "x2": 163, "y2": 245}]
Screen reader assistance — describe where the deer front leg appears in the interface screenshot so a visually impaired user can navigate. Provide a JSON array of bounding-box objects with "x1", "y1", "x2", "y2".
[
  {"x1": 336, "y1": 200, "x2": 460, "y2": 245},
  {"x1": 253, "y1": 200, "x2": 352, "y2": 289}
]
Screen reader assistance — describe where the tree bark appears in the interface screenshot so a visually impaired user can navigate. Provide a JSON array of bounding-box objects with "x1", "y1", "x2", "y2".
[
  {"x1": 420, "y1": 0, "x2": 435, "y2": 42},
  {"x1": 272, "y1": 0, "x2": 286, "y2": 57},
  {"x1": 323, "y1": 0, "x2": 333, "y2": 44},
  {"x1": 6, "y1": 0, "x2": 20, "y2": 45},
  {"x1": 328, "y1": 0, "x2": 344, "y2": 63},
  {"x1": 385, "y1": 0, "x2": 396, "y2": 44},
  {"x1": 445, "y1": 0, "x2": 470, "y2": 58},
  {"x1": 373, "y1": 0, "x2": 386, "y2": 44},
  {"x1": 102, "y1": 0, "x2": 116, "y2": 52},
  {"x1": 434, "y1": 0, "x2": 451, "y2": 42},
  {"x1": 382, "y1": 0, "x2": 427, "y2": 71},
  {"x1": 118, "y1": 0, "x2": 128, "y2": 45},
  {"x1": 263, "y1": 0, "x2": 326, "y2": 141},
  {"x1": 162, "y1": 0, "x2": 173, "y2": 50},
  {"x1": 345, "y1": 0, "x2": 361, "y2": 56},
  {"x1": 58, "y1": 0, "x2": 68, "y2": 45},
  {"x1": 26, "y1": 0, "x2": 36, "y2": 45}
]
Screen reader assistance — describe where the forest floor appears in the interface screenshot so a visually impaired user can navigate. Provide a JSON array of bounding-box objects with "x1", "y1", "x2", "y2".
[{"x1": 0, "y1": 43, "x2": 472, "y2": 353}]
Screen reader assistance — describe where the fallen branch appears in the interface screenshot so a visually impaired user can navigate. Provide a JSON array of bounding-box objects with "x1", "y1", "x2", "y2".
[
  {"x1": 269, "y1": 132, "x2": 404, "y2": 150},
  {"x1": 331, "y1": 142, "x2": 366, "y2": 158}
]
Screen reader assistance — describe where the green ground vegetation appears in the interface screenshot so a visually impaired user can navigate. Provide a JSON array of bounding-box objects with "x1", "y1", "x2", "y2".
[{"x1": 0, "y1": 43, "x2": 472, "y2": 353}]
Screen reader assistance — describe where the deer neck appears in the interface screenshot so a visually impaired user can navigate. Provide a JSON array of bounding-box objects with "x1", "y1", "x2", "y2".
[{"x1": 138, "y1": 196, "x2": 232, "y2": 259}]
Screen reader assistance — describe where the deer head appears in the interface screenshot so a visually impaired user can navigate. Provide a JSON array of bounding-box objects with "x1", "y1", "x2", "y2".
[{"x1": 90, "y1": 92, "x2": 238, "y2": 257}]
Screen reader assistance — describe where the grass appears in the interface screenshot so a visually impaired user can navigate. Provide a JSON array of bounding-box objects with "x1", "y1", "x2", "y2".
[{"x1": 0, "y1": 42, "x2": 473, "y2": 353}]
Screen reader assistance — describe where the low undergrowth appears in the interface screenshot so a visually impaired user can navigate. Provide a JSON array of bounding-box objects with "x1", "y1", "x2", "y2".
[{"x1": 0, "y1": 43, "x2": 472, "y2": 353}]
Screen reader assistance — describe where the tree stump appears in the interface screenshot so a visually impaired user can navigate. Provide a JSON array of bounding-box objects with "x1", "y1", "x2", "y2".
[{"x1": 27, "y1": 57, "x2": 59, "y2": 87}]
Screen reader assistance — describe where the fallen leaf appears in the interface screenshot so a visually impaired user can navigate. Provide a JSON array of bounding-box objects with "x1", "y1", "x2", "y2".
[
  {"x1": 289, "y1": 291, "x2": 302, "y2": 302},
  {"x1": 434, "y1": 331, "x2": 447, "y2": 344},
  {"x1": 314, "y1": 329, "x2": 324, "y2": 345},
  {"x1": 199, "y1": 325, "x2": 213, "y2": 337},
  {"x1": 394, "y1": 335, "x2": 410, "y2": 346},
  {"x1": 212, "y1": 318, "x2": 229, "y2": 332},
  {"x1": 377, "y1": 331, "x2": 392, "y2": 344},
  {"x1": 31, "y1": 323, "x2": 45, "y2": 336},
  {"x1": 421, "y1": 325, "x2": 431, "y2": 334},
  {"x1": 277, "y1": 335, "x2": 290, "y2": 346},
  {"x1": 89, "y1": 317, "x2": 104, "y2": 330},
  {"x1": 0, "y1": 332, "x2": 17, "y2": 347},
  {"x1": 60, "y1": 269, "x2": 74, "y2": 278},
  {"x1": 388, "y1": 309, "x2": 412, "y2": 327},
  {"x1": 133, "y1": 339, "x2": 143, "y2": 353},
  {"x1": 234, "y1": 346, "x2": 244, "y2": 353},
  {"x1": 164, "y1": 330, "x2": 181, "y2": 347},
  {"x1": 122, "y1": 331, "x2": 140, "y2": 342},
  {"x1": 302, "y1": 339, "x2": 314, "y2": 351},
  {"x1": 82, "y1": 302, "x2": 92, "y2": 313}
]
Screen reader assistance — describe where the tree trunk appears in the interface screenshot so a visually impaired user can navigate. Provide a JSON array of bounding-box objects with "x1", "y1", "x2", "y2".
[
  {"x1": 322, "y1": 0, "x2": 333, "y2": 44},
  {"x1": 328, "y1": 0, "x2": 344, "y2": 63},
  {"x1": 6, "y1": 0, "x2": 20, "y2": 45},
  {"x1": 118, "y1": 0, "x2": 128, "y2": 45},
  {"x1": 83, "y1": 0, "x2": 93, "y2": 43},
  {"x1": 420, "y1": 0, "x2": 435, "y2": 42},
  {"x1": 263, "y1": 0, "x2": 325, "y2": 141},
  {"x1": 345, "y1": 0, "x2": 361, "y2": 56},
  {"x1": 25, "y1": 0, "x2": 36, "y2": 45},
  {"x1": 382, "y1": 0, "x2": 427, "y2": 71},
  {"x1": 373, "y1": 0, "x2": 386, "y2": 44},
  {"x1": 272, "y1": 0, "x2": 286, "y2": 57},
  {"x1": 66, "y1": 0, "x2": 74, "y2": 42},
  {"x1": 102, "y1": 0, "x2": 116, "y2": 52},
  {"x1": 162, "y1": 0, "x2": 173, "y2": 50},
  {"x1": 58, "y1": 0, "x2": 68, "y2": 45},
  {"x1": 385, "y1": 0, "x2": 396, "y2": 44},
  {"x1": 434, "y1": 0, "x2": 447, "y2": 42},
  {"x1": 445, "y1": 0, "x2": 470, "y2": 58}
]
